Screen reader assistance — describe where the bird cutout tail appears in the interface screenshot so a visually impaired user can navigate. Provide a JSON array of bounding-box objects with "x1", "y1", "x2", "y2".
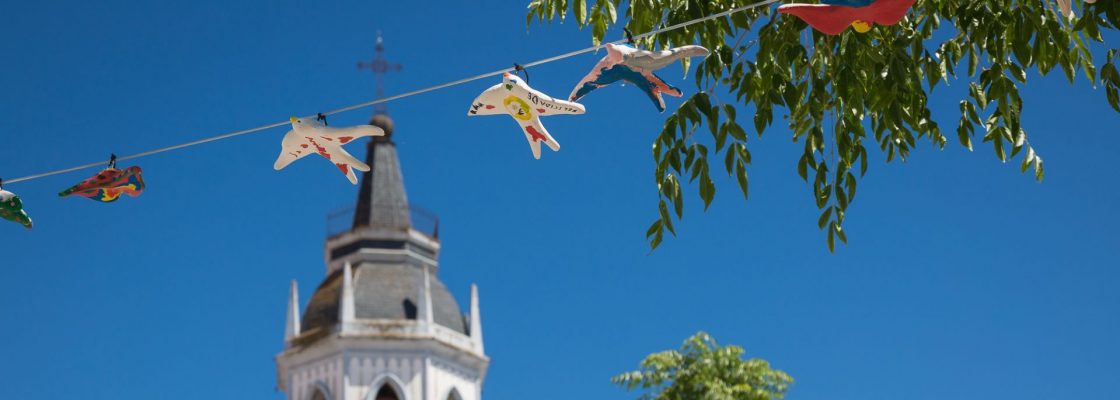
[
  {"x1": 1057, "y1": 0, "x2": 1073, "y2": 17},
  {"x1": 330, "y1": 147, "x2": 369, "y2": 185},
  {"x1": 1054, "y1": 0, "x2": 1095, "y2": 18},
  {"x1": 635, "y1": 71, "x2": 682, "y2": 112},
  {"x1": 0, "y1": 190, "x2": 32, "y2": 229},
  {"x1": 521, "y1": 121, "x2": 560, "y2": 159},
  {"x1": 646, "y1": 71, "x2": 683, "y2": 98},
  {"x1": 340, "y1": 164, "x2": 359, "y2": 185}
]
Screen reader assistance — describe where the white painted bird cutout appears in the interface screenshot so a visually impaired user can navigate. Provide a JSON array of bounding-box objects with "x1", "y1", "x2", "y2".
[
  {"x1": 467, "y1": 72, "x2": 586, "y2": 159},
  {"x1": 1057, "y1": 0, "x2": 1097, "y2": 19},
  {"x1": 273, "y1": 117, "x2": 384, "y2": 184}
]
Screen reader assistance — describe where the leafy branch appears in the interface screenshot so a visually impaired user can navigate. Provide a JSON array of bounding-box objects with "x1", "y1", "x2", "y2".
[
  {"x1": 613, "y1": 332, "x2": 793, "y2": 400},
  {"x1": 529, "y1": 0, "x2": 1120, "y2": 251}
]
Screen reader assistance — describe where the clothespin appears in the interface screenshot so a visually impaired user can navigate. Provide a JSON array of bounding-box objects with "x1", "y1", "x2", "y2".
[{"x1": 513, "y1": 63, "x2": 530, "y2": 85}]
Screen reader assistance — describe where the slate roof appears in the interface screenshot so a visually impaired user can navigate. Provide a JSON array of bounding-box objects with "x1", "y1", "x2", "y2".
[{"x1": 301, "y1": 263, "x2": 468, "y2": 335}]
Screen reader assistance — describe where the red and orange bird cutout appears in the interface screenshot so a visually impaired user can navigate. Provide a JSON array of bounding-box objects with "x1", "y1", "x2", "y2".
[
  {"x1": 778, "y1": 0, "x2": 916, "y2": 35},
  {"x1": 59, "y1": 166, "x2": 145, "y2": 203}
]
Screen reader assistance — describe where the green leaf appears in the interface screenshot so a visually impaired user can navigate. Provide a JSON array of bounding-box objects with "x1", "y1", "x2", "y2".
[
  {"x1": 574, "y1": 0, "x2": 587, "y2": 25},
  {"x1": 658, "y1": 199, "x2": 676, "y2": 236},
  {"x1": 817, "y1": 208, "x2": 832, "y2": 229}
]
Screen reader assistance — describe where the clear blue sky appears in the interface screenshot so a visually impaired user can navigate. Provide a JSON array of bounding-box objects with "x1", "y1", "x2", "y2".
[{"x1": 1, "y1": 1, "x2": 1117, "y2": 399}]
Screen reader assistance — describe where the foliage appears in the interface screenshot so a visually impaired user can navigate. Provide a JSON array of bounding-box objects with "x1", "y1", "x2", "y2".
[
  {"x1": 527, "y1": 0, "x2": 1120, "y2": 251},
  {"x1": 613, "y1": 332, "x2": 793, "y2": 400}
]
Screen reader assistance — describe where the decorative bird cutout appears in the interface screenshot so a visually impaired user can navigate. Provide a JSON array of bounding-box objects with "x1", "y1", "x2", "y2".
[
  {"x1": 1056, "y1": 0, "x2": 1097, "y2": 19},
  {"x1": 59, "y1": 166, "x2": 145, "y2": 202},
  {"x1": 778, "y1": 0, "x2": 916, "y2": 35},
  {"x1": 0, "y1": 190, "x2": 32, "y2": 229},
  {"x1": 274, "y1": 117, "x2": 384, "y2": 184},
  {"x1": 570, "y1": 43, "x2": 710, "y2": 112},
  {"x1": 468, "y1": 72, "x2": 586, "y2": 159}
]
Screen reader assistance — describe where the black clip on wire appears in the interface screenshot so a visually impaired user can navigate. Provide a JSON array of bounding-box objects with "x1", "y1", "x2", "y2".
[
  {"x1": 513, "y1": 63, "x2": 530, "y2": 85},
  {"x1": 316, "y1": 113, "x2": 329, "y2": 126},
  {"x1": 108, "y1": 154, "x2": 118, "y2": 169},
  {"x1": 624, "y1": 27, "x2": 637, "y2": 46}
]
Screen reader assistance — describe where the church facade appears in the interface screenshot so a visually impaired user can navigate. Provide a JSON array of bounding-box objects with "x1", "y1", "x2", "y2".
[{"x1": 275, "y1": 114, "x2": 489, "y2": 400}]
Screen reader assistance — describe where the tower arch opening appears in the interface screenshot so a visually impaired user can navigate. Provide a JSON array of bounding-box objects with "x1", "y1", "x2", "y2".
[
  {"x1": 445, "y1": 387, "x2": 464, "y2": 400},
  {"x1": 374, "y1": 384, "x2": 400, "y2": 400}
]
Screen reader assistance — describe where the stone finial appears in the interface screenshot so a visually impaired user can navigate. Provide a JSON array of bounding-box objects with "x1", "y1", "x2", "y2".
[
  {"x1": 340, "y1": 263, "x2": 356, "y2": 327},
  {"x1": 470, "y1": 283, "x2": 484, "y2": 353},
  {"x1": 285, "y1": 280, "x2": 301, "y2": 345}
]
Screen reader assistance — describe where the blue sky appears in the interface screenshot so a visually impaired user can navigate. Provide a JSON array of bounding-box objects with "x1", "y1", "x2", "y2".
[{"x1": 1, "y1": 1, "x2": 1117, "y2": 399}]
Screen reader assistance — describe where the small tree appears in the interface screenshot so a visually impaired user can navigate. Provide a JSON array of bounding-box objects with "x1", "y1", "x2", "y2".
[
  {"x1": 613, "y1": 332, "x2": 793, "y2": 399},
  {"x1": 528, "y1": 0, "x2": 1120, "y2": 251}
]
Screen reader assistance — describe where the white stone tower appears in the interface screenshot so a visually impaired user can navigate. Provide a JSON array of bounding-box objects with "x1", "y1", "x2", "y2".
[{"x1": 275, "y1": 113, "x2": 489, "y2": 400}]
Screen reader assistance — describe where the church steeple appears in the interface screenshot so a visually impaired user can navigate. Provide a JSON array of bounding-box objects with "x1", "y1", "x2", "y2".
[{"x1": 277, "y1": 35, "x2": 488, "y2": 400}]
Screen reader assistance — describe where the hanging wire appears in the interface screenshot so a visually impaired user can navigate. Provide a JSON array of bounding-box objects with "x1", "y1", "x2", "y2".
[{"x1": 3, "y1": 0, "x2": 781, "y2": 186}]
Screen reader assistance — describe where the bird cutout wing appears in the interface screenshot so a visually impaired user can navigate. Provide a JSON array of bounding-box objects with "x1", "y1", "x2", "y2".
[
  {"x1": 569, "y1": 55, "x2": 619, "y2": 101},
  {"x1": 0, "y1": 190, "x2": 32, "y2": 229},
  {"x1": 468, "y1": 73, "x2": 582, "y2": 159},
  {"x1": 274, "y1": 117, "x2": 383, "y2": 184},
  {"x1": 273, "y1": 130, "x2": 316, "y2": 170},
  {"x1": 616, "y1": 44, "x2": 711, "y2": 71},
  {"x1": 569, "y1": 43, "x2": 706, "y2": 111},
  {"x1": 58, "y1": 166, "x2": 145, "y2": 202},
  {"x1": 326, "y1": 144, "x2": 368, "y2": 185},
  {"x1": 778, "y1": 0, "x2": 916, "y2": 36},
  {"x1": 468, "y1": 84, "x2": 514, "y2": 116}
]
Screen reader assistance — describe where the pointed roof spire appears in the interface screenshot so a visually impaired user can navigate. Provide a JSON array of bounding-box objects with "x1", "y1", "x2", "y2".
[
  {"x1": 285, "y1": 280, "x2": 300, "y2": 345},
  {"x1": 350, "y1": 126, "x2": 411, "y2": 230}
]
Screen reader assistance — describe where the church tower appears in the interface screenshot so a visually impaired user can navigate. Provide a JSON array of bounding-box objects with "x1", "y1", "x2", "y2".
[{"x1": 275, "y1": 49, "x2": 489, "y2": 397}]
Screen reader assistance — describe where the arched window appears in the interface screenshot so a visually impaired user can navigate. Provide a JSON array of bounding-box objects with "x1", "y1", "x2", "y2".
[
  {"x1": 375, "y1": 384, "x2": 400, "y2": 400},
  {"x1": 309, "y1": 382, "x2": 331, "y2": 400}
]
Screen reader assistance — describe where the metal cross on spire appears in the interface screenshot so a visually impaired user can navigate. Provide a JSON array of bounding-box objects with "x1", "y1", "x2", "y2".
[{"x1": 357, "y1": 32, "x2": 402, "y2": 116}]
